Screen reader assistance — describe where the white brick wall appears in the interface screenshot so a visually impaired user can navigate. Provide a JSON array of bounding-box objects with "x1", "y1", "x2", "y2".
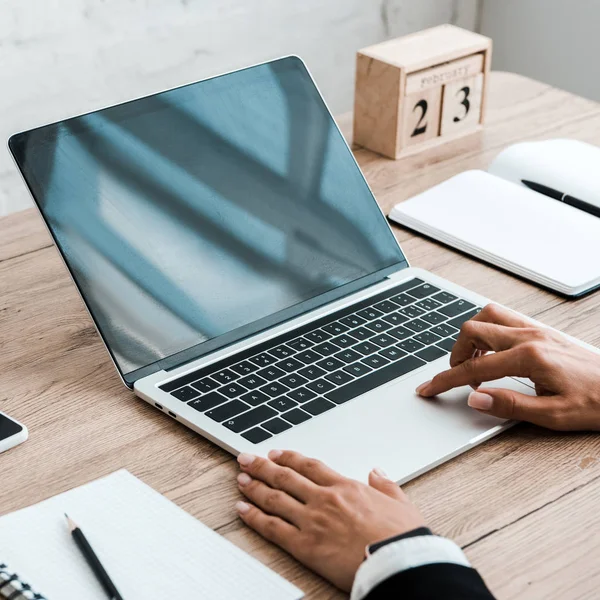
[{"x1": 0, "y1": 0, "x2": 477, "y2": 215}]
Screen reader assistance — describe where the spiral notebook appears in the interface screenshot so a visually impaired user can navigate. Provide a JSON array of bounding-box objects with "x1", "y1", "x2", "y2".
[
  {"x1": 0, "y1": 470, "x2": 303, "y2": 600},
  {"x1": 1, "y1": 564, "x2": 46, "y2": 599}
]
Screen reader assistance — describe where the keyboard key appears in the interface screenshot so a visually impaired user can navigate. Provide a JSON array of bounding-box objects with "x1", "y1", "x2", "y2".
[
  {"x1": 339, "y1": 314, "x2": 367, "y2": 328},
  {"x1": 260, "y1": 382, "x2": 290, "y2": 398},
  {"x1": 249, "y1": 353, "x2": 278, "y2": 368},
  {"x1": 378, "y1": 347, "x2": 408, "y2": 361},
  {"x1": 389, "y1": 292, "x2": 414, "y2": 306},
  {"x1": 365, "y1": 319, "x2": 393, "y2": 333},
  {"x1": 288, "y1": 337, "x2": 313, "y2": 351},
  {"x1": 343, "y1": 362, "x2": 373, "y2": 377},
  {"x1": 334, "y1": 349, "x2": 362, "y2": 363},
  {"x1": 431, "y1": 323, "x2": 458, "y2": 338},
  {"x1": 316, "y1": 357, "x2": 344, "y2": 372},
  {"x1": 415, "y1": 298, "x2": 443, "y2": 311},
  {"x1": 303, "y1": 398, "x2": 336, "y2": 416},
  {"x1": 263, "y1": 418, "x2": 293, "y2": 435},
  {"x1": 296, "y1": 350, "x2": 322, "y2": 364},
  {"x1": 399, "y1": 305, "x2": 426, "y2": 319},
  {"x1": 422, "y1": 311, "x2": 447, "y2": 325},
  {"x1": 354, "y1": 341, "x2": 380, "y2": 355},
  {"x1": 437, "y1": 337, "x2": 456, "y2": 352},
  {"x1": 388, "y1": 326, "x2": 412, "y2": 340},
  {"x1": 239, "y1": 374, "x2": 267, "y2": 390},
  {"x1": 393, "y1": 278, "x2": 424, "y2": 293},
  {"x1": 241, "y1": 427, "x2": 272, "y2": 444},
  {"x1": 326, "y1": 356, "x2": 426, "y2": 405},
  {"x1": 439, "y1": 299, "x2": 476, "y2": 318},
  {"x1": 322, "y1": 321, "x2": 349, "y2": 336},
  {"x1": 305, "y1": 329, "x2": 332, "y2": 343},
  {"x1": 370, "y1": 334, "x2": 396, "y2": 348},
  {"x1": 223, "y1": 405, "x2": 278, "y2": 433},
  {"x1": 270, "y1": 345, "x2": 295, "y2": 359},
  {"x1": 432, "y1": 291, "x2": 457, "y2": 304},
  {"x1": 362, "y1": 354, "x2": 390, "y2": 369},
  {"x1": 206, "y1": 400, "x2": 250, "y2": 422},
  {"x1": 447, "y1": 308, "x2": 481, "y2": 329},
  {"x1": 416, "y1": 346, "x2": 447, "y2": 362},
  {"x1": 268, "y1": 397, "x2": 299, "y2": 412},
  {"x1": 257, "y1": 366, "x2": 286, "y2": 381},
  {"x1": 306, "y1": 378, "x2": 336, "y2": 394},
  {"x1": 171, "y1": 386, "x2": 200, "y2": 402},
  {"x1": 313, "y1": 342, "x2": 341, "y2": 356},
  {"x1": 279, "y1": 373, "x2": 309, "y2": 389},
  {"x1": 382, "y1": 312, "x2": 408, "y2": 326},
  {"x1": 230, "y1": 361, "x2": 257, "y2": 376},
  {"x1": 374, "y1": 300, "x2": 399, "y2": 313},
  {"x1": 350, "y1": 327, "x2": 373, "y2": 341},
  {"x1": 240, "y1": 390, "x2": 270, "y2": 407},
  {"x1": 406, "y1": 283, "x2": 440, "y2": 299},
  {"x1": 212, "y1": 369, "x2": 238, "y2": 385},
  {"x1": 278, "y1": 358, "x2": 304, "y2": 372},
  {"x1": 282, "y1": 408, "x2": 312, "y2": 425},
  {"x1": 356, "y1": 307, "x2": 383, "y2": 321},
  {"x1": 325, "y1": 370, "x2": 354, "y2": 386},
  {"x1": 405, "y1": 319, "x2": 429, "y2": 333},
  {"x1": 190, "y1": 377, "x2": 219, "y2": 394},
  {"x1": 298, "y1": 365, "x2": 327, "y2": 380},
  {"x1": 331, "y1": 334, "x2": 358, "y2": 348},
  {"x1": 189, "y1": 392, "x2": 228, "y2": 412},
  {"x1": 398, "y1": 338, "x2": 426, "y2": 353},
  {"x1": 220, "y1": 383, "x2": 248, "y2": 399},
  {"x1": 287, "y1": 387, "x2": 317, "y2": 403},
  {"x1": 413, "y1": 331, "x2": 442, "y2": 346}
]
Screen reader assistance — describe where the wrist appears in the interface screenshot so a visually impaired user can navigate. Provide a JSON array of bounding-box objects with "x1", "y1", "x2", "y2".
[{"x1": 366, "y1": 526, "x2": 433, "y2": 558}]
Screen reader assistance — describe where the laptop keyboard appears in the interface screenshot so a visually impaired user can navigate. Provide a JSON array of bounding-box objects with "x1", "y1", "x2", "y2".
[{"x1": 159, "y1": 278, "x2": 481, "y2": 444}]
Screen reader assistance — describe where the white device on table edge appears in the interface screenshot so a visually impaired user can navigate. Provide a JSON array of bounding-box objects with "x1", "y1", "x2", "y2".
[
  {"x1": 10, "y1": 56, "x2": 570, "y2": 484},
  {"x1": 0, "y1": 412, "x2": 28, "y2": 453}
]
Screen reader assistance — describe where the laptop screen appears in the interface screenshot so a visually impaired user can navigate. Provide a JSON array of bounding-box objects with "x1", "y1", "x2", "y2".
[{"x1": 9, "y1": 57, "x2": 407, "y2": 384}]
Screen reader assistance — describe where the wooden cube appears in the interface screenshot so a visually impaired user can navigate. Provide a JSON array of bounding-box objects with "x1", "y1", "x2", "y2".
[{"x1": 353, "y1": 25, "x2": 492, "y2": 159}]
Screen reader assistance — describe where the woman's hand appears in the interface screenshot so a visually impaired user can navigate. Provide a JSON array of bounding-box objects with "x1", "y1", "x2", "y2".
[
  {"x1": 417, "y1": 303, "x2": 600, "y2": 431},
  {"x1": 235, "y1": 450, "x2": 425, "y2": 592}
]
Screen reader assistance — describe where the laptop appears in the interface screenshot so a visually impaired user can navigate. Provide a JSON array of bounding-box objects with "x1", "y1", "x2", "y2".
[{"x1": 8, "y1": 56, "x2": 533, "y2": 483}]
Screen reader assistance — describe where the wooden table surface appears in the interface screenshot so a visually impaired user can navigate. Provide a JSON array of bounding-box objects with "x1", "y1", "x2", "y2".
[{"x1": 2, "y1": 71, "x2": 600, "y2": 599}]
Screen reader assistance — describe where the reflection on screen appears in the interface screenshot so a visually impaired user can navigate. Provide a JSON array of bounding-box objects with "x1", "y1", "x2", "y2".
[{"x1": 11, "y1": 57, "x2": 405, "y2": 377}]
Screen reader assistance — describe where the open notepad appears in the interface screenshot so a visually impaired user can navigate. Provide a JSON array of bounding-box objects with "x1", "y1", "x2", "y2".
[
  {"x1": 0, "y1": 470, "x2": 303, "y2": 600},
  {"x1": 389, "y1": 139, "x2": 600, "y2": 296}
]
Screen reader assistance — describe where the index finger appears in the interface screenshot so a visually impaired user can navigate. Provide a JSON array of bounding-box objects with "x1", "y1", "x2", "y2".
[
  {"x1": 473, "y1": 304, "x2": 532, "y2": 328},
  {"x1": 418, "y1": 347, "x2": 530, "y2": 397}
]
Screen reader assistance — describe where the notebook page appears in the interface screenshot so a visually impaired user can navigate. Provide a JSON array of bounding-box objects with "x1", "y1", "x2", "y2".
[
  {"x1": 389, "y1": 170, "x2": 600, "y2": 294},
  {"x1": 0, "y1": 470, "x2": 303, "y2": 600}
]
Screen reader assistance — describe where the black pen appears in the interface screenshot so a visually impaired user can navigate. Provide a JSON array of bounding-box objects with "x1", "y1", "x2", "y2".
[
  {"x1": 65, "y1": 514, "x2": 124, "y2": 600},
  {"x1": 521, "y1": 179, "x2": 600, "y2": 218}
]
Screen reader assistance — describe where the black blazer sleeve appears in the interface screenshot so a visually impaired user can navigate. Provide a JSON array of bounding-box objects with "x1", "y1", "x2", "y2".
[{"x1": 364, "y1": 562, "x2": 496, "y2": 600}]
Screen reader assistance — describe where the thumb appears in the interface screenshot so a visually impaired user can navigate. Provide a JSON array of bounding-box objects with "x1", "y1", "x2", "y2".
[
  {"x1": 468, "y1": 387, "x2": 552, "y2": 424},
  {"x1": 368, "y1": 468, "x2": 405, "y2": 500}
]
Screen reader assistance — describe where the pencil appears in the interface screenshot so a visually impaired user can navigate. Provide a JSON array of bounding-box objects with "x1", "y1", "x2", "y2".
[{"x1": 65, "y1": 514, "x2": 124, "y2": 600}]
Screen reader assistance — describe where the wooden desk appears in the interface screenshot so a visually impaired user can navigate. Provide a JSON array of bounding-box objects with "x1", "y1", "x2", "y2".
[{"x1": 2, "y1": 72, "x2": 600, "y2": 599}]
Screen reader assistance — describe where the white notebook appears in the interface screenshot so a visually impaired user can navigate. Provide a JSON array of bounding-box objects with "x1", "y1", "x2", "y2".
[
  {"x1": 389, "y1": 139, "x2": 600, "y2": 296},
  {"x1": 0, "y1": 470, "x2": 303, "y2": 600}
]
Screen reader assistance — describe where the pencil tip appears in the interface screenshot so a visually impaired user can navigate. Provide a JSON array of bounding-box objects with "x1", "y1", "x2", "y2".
[{"x1": 64, "y1": 513, "x2": 77, "y2": 532}]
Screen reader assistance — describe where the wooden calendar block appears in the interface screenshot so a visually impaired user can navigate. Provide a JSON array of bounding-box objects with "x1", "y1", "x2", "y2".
[
  {"x1": 402, "y1": 87, "x2": 443, "y2": 147},
  {"x1": 354, "y1": 24, "x2": 492, "y2": 159},
  {"x1": 441, "y1": 72, "x2": 484, "y2": 136}
]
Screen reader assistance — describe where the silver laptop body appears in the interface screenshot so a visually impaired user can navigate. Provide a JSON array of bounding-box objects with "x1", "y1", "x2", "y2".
[{"x1": 9, "y1": 56, "x2": 533, "y2": 483}]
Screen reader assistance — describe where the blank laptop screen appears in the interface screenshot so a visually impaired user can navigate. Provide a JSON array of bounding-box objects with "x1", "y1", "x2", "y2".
[{"x1": 9, "y1": 57, "x2": 407, "y2": 382}]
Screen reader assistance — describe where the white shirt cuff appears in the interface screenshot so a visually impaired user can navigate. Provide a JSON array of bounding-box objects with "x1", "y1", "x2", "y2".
[{"x1": 350, "y1": 535, "x2": 471, "y2": 600}]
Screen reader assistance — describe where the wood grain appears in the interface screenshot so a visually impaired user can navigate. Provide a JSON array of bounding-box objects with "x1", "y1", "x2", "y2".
[{"x1": 1, "y1": 72, "x2": 600, "y2": 599}]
